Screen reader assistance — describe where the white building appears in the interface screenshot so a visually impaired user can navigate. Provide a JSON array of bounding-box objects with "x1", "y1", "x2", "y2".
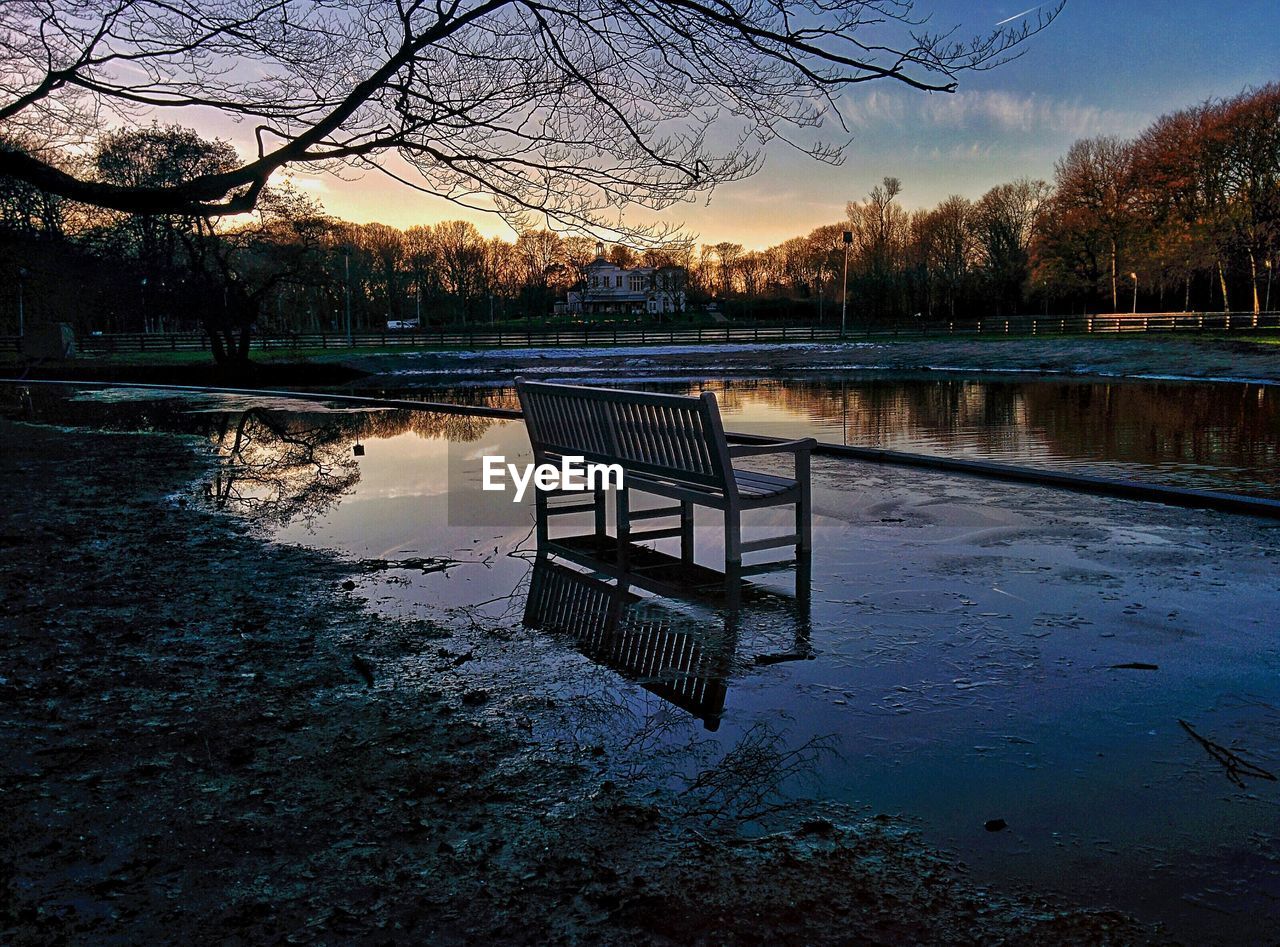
[{"x1": 564, "y1": 245, "x2": 686, "y2": 316}]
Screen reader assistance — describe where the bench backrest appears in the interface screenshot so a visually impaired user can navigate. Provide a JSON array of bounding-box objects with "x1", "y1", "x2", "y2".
[{"x1": 515, "y1": 378, "x2": 733, "y2": 490}]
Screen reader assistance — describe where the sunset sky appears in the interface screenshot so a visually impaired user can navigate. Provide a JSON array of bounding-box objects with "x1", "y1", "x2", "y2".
[{"x1": 219, "y1": 0, "x2": 1280, "y2": 249}]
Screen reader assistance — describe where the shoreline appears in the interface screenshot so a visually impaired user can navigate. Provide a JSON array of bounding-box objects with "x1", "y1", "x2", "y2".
[
  {"x1": 6, "y1": 333, "x2": 1279, "y2": 391},
  {"x1": 346, "y1": 334, "x2": 1280, "y2": 389},
  {"x1": 0, "y1": 419, "x2": 1153, "y2": 944}
]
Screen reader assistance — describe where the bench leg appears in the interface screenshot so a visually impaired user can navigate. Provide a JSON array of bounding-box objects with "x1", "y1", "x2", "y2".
[
  {"x1": 594, "y1": 487, "x2": 608, "y2": 552},
  {"x1": 535, "y1": 490, "x2": 549, "y2": 547},
  {"x1": 615, "y1": 486, "x2": 631, "y2": 569},
  {"x1": 724, "y1": 507, "x2": 741, "y2": 568},
  {"x1": 796, "y1": 482, "x2": 812, "y2": 556},
  {"x1": 796, "y1": 451, "x2": 812, "y2": 556},
  {"x1": 724, "y1": 565, "x2": 743, "y2": 609},
  {"x1": 680, "y1": 500, "x2": 694, "y2": 564}
]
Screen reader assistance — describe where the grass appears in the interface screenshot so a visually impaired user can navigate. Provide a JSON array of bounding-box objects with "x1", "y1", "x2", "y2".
[{"x1": 3, "y1": 327, "x2": 1277, "y2": 375}]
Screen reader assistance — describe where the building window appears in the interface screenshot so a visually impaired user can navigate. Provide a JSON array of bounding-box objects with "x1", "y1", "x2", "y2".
[{"x1": 615, "y1": 275, "x2": 622, "y2": 287}]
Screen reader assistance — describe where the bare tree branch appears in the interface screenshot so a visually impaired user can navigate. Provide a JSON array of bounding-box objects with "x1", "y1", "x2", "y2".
[{"x1": 0, "y1": 0, "x2": 1061, "y2": 227}]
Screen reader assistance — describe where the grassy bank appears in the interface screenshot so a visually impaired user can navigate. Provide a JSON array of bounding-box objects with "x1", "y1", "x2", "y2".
[{"x1": 4, "y1": 330, "x2": 1278, "y2": 389}]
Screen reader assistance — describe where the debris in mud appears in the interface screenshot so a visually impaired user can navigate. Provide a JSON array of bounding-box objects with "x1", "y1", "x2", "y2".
[
  {"x1": 754, "y1": 650, "x2": 814, "y2": 666},
  {"x1": 1178, "y1": 719, "x2": 1277, "y2": 788},
  {"x1": 985, "y1": 819, "x2": 1009, "y2": 832},
  {"x1": 358, "y1": 556, "x2": 460, "y2": 575},
  {"x1": 351, "y1": 652, "x2": 376, "y2": 686}
]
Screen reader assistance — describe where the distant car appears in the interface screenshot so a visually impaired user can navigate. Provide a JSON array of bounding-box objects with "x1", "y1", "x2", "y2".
[{"x1": 386, "y1": 319, "x2": 420, "y2": 330}]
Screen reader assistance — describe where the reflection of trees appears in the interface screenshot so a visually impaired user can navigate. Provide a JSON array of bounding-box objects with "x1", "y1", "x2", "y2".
[
  {"x1": 632, "y1": 377, "x2": 1278, "y2": 487},
  {"x1": 359, "y1": 407, "x2": 500, "y2": 443},
  {"x1": 1019, "y1": 382, "x2": 1280, "y2": 472},
  {"x1": 202, "y1": 409, "x2": 362, "y2": 527},
  {"x1": 18, "y1": 390, "x2": 510, "y2": 526}
]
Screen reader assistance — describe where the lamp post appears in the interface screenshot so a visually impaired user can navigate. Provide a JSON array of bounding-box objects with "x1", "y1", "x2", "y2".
[
  {"x1": 1130, "y1": 272, "x2": 1138, "y2": 314},
  {"x1": 840, "y1": 230, "x2": 852, "y2": 338},
  {"x1": 17, "y1": 266, "x2": 27, "y2": 338},
  {"x1": 344, "y1": 250, "x2": 353, "y2": 345}
]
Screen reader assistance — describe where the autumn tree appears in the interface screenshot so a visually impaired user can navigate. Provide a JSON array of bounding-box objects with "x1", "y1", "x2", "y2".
[
  {"x1": 1051, "y1": 137, "x2": 1139, "y2": 309},
  {"x1": 1206, "y1": 85, "x2": 1280, "y2": 313},
  {"x1": 918, "y1": 195, "x2": 975, "y2": 318},
  {"x1": 847, "y1": 177, "x2": 909, "y2": 320},
  {"x1": 973, "y1": 178, "x2": 1050, "y2": 315}
]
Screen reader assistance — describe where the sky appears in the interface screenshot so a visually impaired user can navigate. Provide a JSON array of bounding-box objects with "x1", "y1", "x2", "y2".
[{"x1": 224, "y1": 0, "x2": 1280, "y2": 249}]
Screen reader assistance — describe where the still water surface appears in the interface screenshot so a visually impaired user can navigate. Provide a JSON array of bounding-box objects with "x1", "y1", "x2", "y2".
[
  {"x1": 363, "y1": 373, "x2": 1280, "y2": 498},
  {"x1": 9, "y1": 380, "x2": 1280, "y2": 941}
]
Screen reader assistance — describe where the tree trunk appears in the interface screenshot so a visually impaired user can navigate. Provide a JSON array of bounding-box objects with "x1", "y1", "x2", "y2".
[
  {"x1": 1218, "y1": 260, "x2": 1230, "y2": 313},
  {"x1": 204, "y1": 322, "x2": 252, "y2": 369},
  {"x1": 207, "y1": 325, "x2": 228, "y2": 365}
]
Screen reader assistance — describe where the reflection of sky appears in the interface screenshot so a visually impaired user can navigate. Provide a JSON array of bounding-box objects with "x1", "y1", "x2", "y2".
[
  {"x1": 25, "y1": 383, "x2": 1280, "y2": 938},
  {"x1": 268, "y1": 408, "x2": 1280, "y2": 943}
]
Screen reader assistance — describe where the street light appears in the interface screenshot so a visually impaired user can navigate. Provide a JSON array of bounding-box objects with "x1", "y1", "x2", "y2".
[
  {"x1": 16, "y1": 266, "x2": 27, "y2": 338},
  {"x1": 1130, "y1": 272, "x2": 1138, "y2": 314},
  {"x1": 840, "y1": 230, "x2": 852, "y2": 338}
]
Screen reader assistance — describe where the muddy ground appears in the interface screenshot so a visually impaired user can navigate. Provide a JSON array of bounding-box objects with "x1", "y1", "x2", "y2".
[{"x1": 0, "y1": 420, "x2": 1157, "y2": 944}]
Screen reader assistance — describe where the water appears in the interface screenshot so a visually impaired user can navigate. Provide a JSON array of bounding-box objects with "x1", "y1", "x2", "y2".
[
  {"x1": 7, "y1": 380, "x2": 1280, "y2": 942},
  {"x1": 355, "y1": 374, "x2": 1280, "y2": 499}
]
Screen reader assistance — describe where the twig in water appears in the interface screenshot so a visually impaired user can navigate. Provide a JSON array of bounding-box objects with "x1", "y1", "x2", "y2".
[{"x1": 1178, "y1": 719, "x2": 1277, "y2": 788}]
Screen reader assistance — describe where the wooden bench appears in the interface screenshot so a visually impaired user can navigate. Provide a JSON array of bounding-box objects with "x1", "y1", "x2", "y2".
[{"x1": 515, "y1": 378, "x2": 814, "y2": 571}]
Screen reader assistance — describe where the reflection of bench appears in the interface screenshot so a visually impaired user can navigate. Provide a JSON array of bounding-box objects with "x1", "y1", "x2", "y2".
[
  {"x1": 515, "y1": 379, "x2": 814, "y2": 569},
  {"x1": 524, "y1": 556, "x2": 732, "y2": 729}
]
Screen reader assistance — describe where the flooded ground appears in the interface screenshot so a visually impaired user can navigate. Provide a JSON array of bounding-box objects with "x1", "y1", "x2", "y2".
[
  {"x1": 349, "y1": 373, "x2": 1280, "y2": 499},
  {"x1": 9, "y1": 382, "x2": 1280, "y2": 943}
]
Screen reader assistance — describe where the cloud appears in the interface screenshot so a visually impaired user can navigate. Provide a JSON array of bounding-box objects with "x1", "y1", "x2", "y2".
[
  {"x1": 841, "y1": 88, "x2": 1137, "y2": 139},
  {"x1": 286, "y1": 175, "x2": 330, "y2": 194}
]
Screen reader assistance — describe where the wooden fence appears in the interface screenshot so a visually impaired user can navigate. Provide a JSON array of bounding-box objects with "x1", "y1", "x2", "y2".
[{"x1": 3, "y1": 310, "x2": 1278, "y2": 355}]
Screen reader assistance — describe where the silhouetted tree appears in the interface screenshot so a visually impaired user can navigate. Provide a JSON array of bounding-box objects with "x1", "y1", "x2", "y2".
[{"x1": 0, "y1": 1, "x2": 1058, "y2": 229}]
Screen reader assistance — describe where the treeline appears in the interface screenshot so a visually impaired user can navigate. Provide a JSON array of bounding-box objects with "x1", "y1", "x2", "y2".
[
  {"x1": 0, "y1": 125, "x2": 694, "y2": 363},
  {"x1": 708, "y1": 83, "x2": 1280, "y2": 320},
  {"x1": 2, "y1": 83, "x2": 1277, "y2": 361}
]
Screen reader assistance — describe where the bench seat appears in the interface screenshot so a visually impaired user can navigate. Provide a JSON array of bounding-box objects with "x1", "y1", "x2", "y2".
[{"x1": 627, "y1": 468, "x2": 800, "y2": 508}]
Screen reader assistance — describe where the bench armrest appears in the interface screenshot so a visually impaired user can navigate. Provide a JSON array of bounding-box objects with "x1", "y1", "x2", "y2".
[{"x1": 727, "y1": 437, "x2": 816, "y2": 458}]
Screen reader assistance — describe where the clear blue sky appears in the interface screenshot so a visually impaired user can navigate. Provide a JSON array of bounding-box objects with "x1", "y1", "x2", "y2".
[{"x1": 275, "y1": 0, "x2": 1280, "y2": 247}]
